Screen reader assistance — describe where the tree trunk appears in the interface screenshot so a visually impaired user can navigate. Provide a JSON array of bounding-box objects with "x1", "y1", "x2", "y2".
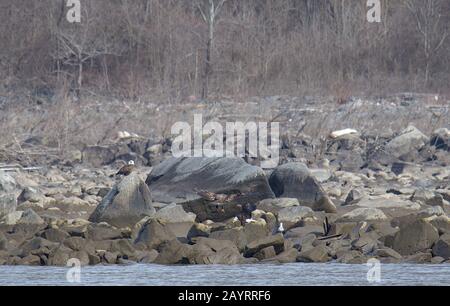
[
  {"x1": 77, "y1": 60, "x2": 83, "y2": 98},
  {"x1": 202, "y1": 37, "x2": 211, "y2": 100}
]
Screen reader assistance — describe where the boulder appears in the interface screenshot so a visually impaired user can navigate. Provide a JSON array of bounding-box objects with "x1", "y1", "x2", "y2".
[
  {"x1": 0, "y1": 172, "x2": 17, "y2": 193},
  {"x1": 385, "y1": 125, "x2": 429, "y2": 160},
  {"x1": 0, "y1": 172, "x2": 17, "y2": 218},
  {"x1": 432, "y1": 234, "x2": 450, "y2": 260},
  {"x1": 187, "y1": 223, "x2": 211, "y2": 240},
  {"x1": 430, "y1": 128, "x2": 450, "y2": 151},
  {"x1": 411, "y1": 189, "x2": 444, "y2": 207},
  {"x1": 134, "y1": 219, "x2": 177, "y2": 250},
  {"x1": 63, "y1": 237, "x2": 96, "y2": 255},
  {"x1": 335, "y1": 250, "x2": 365, "y2": 264},
  {"x1": 17, "y1": 187, "x2": 45, "y2": 204},
  {"x1": 41, "y1": 228, "x2": 70, "y2": 243},
  {"x1": 89, "y1": 173, "x2": 155, "y2": 228},
  {"x1": 404, "y1": 252, "x2": 433, "y2": 263},
  {"x1": 268, "y1": 163, "x2": 336, "y2": 213},
  {"x1": 153, "y1": 204, "x2": 196, "y2": 238},
  {"x1": 245, "y1": 234, "x2": 285, "y2": 257},
  {"x1": 262, "y1": 248, "x2": 299, "y2": 263},
  {"x1": 0, "y1": 232, "x2": 8, "y2": 251},
  {"x1": 193, "y1": 246, "x2": 243, "y2": 265},
  {"x1": 356, "y1": 196, "x2": 420, "y2": 211},
  {"x1": 431, "y1": 256, "x2": 445, "y2": 264},
  {"x1": 277, "y1": 206, "x2": 314, "y2": 230},
  {"x1": 17, "y1": 209, "x2": 45, "y2": 225},
  {"x1": 374, "y1": 247, "x2": 403, "y2": 260},
  {"x1": 209, "y1": 227, "x2": 247, "y2": 251},
  {"x1": 392, "y1": 219, "x2": 439, "y2": 256},
  {"x1": 344, "y1": 189, "x2": 364, "y2": 206},
  {"x1": 297, "y1": 245, "x2": 331, "y2": 263},
  {"x1": 189, "y1": 237, "x2": 243, "y2": 265},
  {"x1": 85, "y1": 223, "x2": 123, "y2": 241},
  {"x1": 70, "y1": 250, "x2": 90, "y2": 266},
  {"x1": 338, "y1": 208, "x2": 387, "y2": 222},
  {"x1": 145, "y1": 156, "x2": 275, "y2": 222},
  {"x1": 254, "y1": 246, "x2": 277, "y2": 260},
  {"x1": 352, "y1": 233, "x2": 381, "y2": 255},
  {"x1": 285, "y1": 225, "x2": 324, "y2": 239},
  {"x1": 243, "y1": 221, "x2": 270, "y2": 243},
  {"x1": 18, "y1": 255, "x2": 42, "y2": 266},
  {"x1": 154, "y1": 239, "x2": 192, "y2": 264},
  {"x1": 82, "y1": 145, "x2": 116, "y2": 167},
  {"x1": 256, "y1": 198, "x2": 300, "y2": 214},
  {"x1": 18, "y1": 237, "x2": 56, "y2": 257},
  {"x1": 335, "y1": 151, "x2": 366, "y2": 172},
  {"x1": 138, "y1": 249, "x2": 159, "y2": 263},
  {"x1": 102, "y1": 251, "x2": 119, "y2": 264},
  {"x1": 309, "y1": 169, "x2": 332, "y2": 183},
  {"x1": 328, "y1": 222, "x2": 357, "y2": 237},
  {"x1": 110, "y1": 239, "x2": 138, "y2": 260},
  {"x1": 1, "y1": 211, "x2": 23, "y2": 225},
  {"x1": 418, "y1": 206, "x2": 445, "y2": 219},
  {"x1": 47, "y1": 245, "x2": 73, "y2": 266},
  {"x1": 429, "y1": 216, "x2": 450, "y2": 235}
]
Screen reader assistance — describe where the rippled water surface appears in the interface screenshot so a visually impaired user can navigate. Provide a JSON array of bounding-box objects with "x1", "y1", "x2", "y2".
[{"x1": 0, "y1": 263, "x2": 449, "y2": 286}]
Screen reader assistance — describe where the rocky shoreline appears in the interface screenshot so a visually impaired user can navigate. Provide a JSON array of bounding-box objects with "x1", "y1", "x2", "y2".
[{"x1": 1, "y1": 100, "x2": 450, "y2": 266}]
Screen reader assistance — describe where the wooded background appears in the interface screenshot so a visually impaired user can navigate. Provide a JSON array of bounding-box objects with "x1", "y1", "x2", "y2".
[{"x1": 1, "y1": 0, "x2": 449, "y2": 101}]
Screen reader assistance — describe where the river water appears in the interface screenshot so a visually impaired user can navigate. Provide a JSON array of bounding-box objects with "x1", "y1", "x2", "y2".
[{"x1": 0, "y1": 263, "x2": 449, "y2": 286}]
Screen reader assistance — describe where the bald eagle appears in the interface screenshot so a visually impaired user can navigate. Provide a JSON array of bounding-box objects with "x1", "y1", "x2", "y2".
[
  {"x1": 194, "y1": 189, "x2": 243, "y2": 203},
  {"x1": 116, "y1": 160, "x2": 136, "y2": 176}
]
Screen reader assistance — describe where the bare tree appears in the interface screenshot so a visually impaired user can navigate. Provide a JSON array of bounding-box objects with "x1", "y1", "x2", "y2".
[
  {"x1": 196, "y1": 0, "x2": 228, "y2": 99},
  {"x1": 51, "y1": 2, "x2": 124, "y2": 96},
  {"x1": 404, "y1": 0, "x2": 449, "y2": 86},
  {"x1": 1, "y1": 0, "x2": 450, "y2": 99}
]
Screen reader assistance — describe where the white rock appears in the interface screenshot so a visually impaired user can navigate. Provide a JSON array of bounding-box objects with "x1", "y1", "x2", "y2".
[{"x1": 330, "y1": 129, "x2": 358, "y2": 139}]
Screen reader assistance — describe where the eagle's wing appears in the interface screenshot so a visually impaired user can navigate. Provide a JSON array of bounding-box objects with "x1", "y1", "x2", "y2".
[
  {"x1": 195, "y1": 189, "x2": 216, "y2": 201},
  {"x1": 117, "y1": 165, "x2": 134, "y2": 176}
]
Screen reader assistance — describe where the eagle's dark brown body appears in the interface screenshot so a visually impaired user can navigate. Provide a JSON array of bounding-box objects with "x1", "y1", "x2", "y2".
[
  {"x1": 116, "y1": 164, "x2": 136, "y2": 176},
  {"x1": 195, "y1": 189, "x2": 242, "y2": 203}
]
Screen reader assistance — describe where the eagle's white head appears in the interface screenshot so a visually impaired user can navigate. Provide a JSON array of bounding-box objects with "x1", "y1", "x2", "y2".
[{"x1": 128, "y1": 160, "x2": 135, "y2": 166}]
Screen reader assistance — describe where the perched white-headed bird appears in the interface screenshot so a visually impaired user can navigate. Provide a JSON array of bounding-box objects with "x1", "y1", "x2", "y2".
[
  {"x1": 278, "y1": 222, "x2": 285, "y2": 233},
  {"x1": 116, "y1": 160, "x2": 136, "y2": 176}
]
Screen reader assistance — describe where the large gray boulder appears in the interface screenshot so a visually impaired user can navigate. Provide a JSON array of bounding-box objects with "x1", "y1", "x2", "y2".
[
  {"x1": 268, "y1": 163, "x2": 337, "y2": 213},
  {"x1": 0, "y1": 172, "x2": 18, "y2": 218},
  {"x1": 209, "y1": 227, "x2": 247, "y2": 251},
  {"x1": 432, "y1": 234, "x2": 450, "y2": 260},
  {"x1": 431, "y1": 128, "x2": 450, "y2": 151},
  {"x1": 256, "y1": 198, "x2": 300, "y2": 214},
  {"x1": 82, "y1": 145, "x2": 116, "y2": 167},
  {"x1": 245, "y1": 234, "x2": 285, "y2": 257},
  {"x1": 17, "y1": 209, "x2": 45, "y2": 225},
  {"x1": 134, "y1": 219, "x2": 177, "y2": 250},
  {"x1": 278, "y1": 206, "x2": 314, "y2": 230},
  {"x1": 385, "y1": 125, "x2": 429, "y2": 160},
  {"x1": 392, "y1": 219, "x2": 439, "y2": 256},
  {"x1": 146, "y1": 157, "x2": 275, "y2": 222},
  {"x1": 89, "y1": 173, "x2": 155, "y2": 228},
  {"x1": 189, "y1": 237, "x2": 244, "y2": 265},
  {"x1": 153, "y1": 204, "x2": 196, "y2": 238},
  {"x1": 337, "y1": 208, "x2": 388, "y2": 222},
  {"x1": 297, "y1": 245, "x2": 331, "y2": 263},
  {"x1": 154, "y1": 239, "x2": 192, "y2": 264}
]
